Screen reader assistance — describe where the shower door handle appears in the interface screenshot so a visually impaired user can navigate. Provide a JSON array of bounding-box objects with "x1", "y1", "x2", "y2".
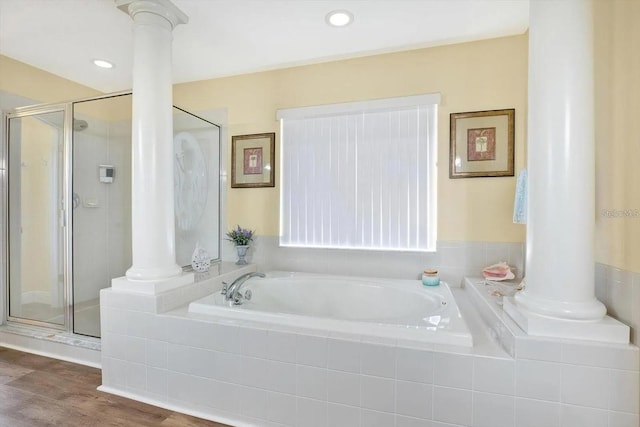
[{"x1": 59, "y1": 208, "x2": 66, "y2": 228}]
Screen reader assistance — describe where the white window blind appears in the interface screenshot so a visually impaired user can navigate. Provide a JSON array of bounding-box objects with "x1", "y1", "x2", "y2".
[{"x1": 277, "y1": 94, "x2": 438, "y2": 251}]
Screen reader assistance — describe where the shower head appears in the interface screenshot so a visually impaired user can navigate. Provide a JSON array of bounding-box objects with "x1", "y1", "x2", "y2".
[{"x1": 73, "y1": 119, "x2": 88, "y2": 132}]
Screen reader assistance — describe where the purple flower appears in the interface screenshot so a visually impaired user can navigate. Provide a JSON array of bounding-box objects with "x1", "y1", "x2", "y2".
[{"x1": 225, "y1": 225, "x2": 255, "y2": 246}]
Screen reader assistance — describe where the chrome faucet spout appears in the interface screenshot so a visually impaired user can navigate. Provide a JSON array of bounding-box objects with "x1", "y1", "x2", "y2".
[{"x1": 223, "y1": 272, "x2": 265, "y2": 304}]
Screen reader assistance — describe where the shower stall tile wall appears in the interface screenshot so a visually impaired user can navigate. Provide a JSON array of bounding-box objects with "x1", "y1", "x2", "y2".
[{"x1": 100, "y1": 265, "x2": 639, "y2": 427}]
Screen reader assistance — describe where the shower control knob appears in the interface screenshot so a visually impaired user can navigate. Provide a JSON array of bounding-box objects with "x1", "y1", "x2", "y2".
[{"x1": 244, "y1": 290, "x2": 252, "y2": 301}]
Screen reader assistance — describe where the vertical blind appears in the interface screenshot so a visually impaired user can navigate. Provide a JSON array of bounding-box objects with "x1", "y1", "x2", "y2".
[{"x1": 277, "y1": 94, "x2": 439, "y2": 251}]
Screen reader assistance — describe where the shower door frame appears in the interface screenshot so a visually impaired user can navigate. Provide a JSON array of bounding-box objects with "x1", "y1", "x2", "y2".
[
  {"x1": 2, "y1": 102, "x2": 74, "y2": 331},
  {"x1": 2, "y1": 91, "x2": 223, "y2": 336}
]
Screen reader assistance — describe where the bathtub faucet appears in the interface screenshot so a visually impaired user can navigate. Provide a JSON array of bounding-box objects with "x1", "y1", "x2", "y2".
[{"x1": 222, "y1": 272, "x2": 266, "y2": 305}]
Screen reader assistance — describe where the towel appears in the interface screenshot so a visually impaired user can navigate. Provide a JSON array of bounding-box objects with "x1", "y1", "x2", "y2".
[{"x1": 513, "y1": 169, "x2": 527, "y2": 224}]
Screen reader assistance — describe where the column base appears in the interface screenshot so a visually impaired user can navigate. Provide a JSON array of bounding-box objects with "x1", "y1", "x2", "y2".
[
  {"x1": 503, "y1": 297, "x2": 630, "y2": 344},
  {"x1": 112, "y1": 271, "x2": 194, "y2": 295}
]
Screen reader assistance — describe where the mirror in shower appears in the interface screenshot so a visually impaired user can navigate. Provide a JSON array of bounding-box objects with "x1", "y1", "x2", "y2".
[{"x1": 7, "y1": 109, "x2": 66, "y2": 326}]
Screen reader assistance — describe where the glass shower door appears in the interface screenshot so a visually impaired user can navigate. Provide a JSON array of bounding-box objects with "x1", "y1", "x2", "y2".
[
  {"x1": 7, "y1": 109, "x2": 67, "y2": 327},
  {"x1": 72, "y1": 94, "x2": 132, "y2": 338}
]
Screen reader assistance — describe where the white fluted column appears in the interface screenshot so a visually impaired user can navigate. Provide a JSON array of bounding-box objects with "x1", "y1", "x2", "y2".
[
  {"x1": 504, "y1": 0, "x2": 629, "y2": 343},
  {"x1": 117, "y1": 0, "x2": 186, "y2": 283}
]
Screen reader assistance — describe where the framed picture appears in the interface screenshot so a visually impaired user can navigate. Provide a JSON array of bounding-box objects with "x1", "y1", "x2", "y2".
[
  {"x1": 449, "y1": 109, "x2": 515, "y2": 178},
  {"x1": 231, "y1": 132, "x2": 275, "y2": 188}
]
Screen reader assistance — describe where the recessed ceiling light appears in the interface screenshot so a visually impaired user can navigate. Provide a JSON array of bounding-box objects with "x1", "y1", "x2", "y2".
[
  {"x1": 326, "y1": 10, "x2": 353, "y2": 27},
  {"x1": 93, "y1": 59, "x2": 114, "y2": 69}
]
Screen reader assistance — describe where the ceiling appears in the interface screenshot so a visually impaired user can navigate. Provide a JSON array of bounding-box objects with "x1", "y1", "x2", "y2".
[{"x1": 0, "y1": 0, "x2": 529, "y2": 93}]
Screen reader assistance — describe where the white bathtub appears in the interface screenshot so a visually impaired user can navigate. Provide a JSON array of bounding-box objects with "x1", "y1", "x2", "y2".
[{"x1": 188, "y1": 271, "x2": 473, "y2": 347}]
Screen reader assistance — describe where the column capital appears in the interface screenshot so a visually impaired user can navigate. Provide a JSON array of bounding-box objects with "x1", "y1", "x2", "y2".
[{"x1": 116, "y1": 0, "x2": 188, "y2": 29}]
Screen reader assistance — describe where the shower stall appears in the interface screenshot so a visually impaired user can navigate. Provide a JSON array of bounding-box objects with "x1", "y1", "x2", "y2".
[{"x1": 2, "y1": 92, "x2": 220, "y2": 338}]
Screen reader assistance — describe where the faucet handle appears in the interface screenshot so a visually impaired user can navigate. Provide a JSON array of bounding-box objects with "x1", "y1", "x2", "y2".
[{"x1": 221, "y1": 281, "x2": 229, "y2": 295}]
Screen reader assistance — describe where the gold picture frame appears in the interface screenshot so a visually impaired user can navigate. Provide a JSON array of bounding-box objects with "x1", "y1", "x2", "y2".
[
  {"x1": 231, "y1": 132, "x2": 275, "y2": 188},
  {"x1": 449, "y1": 109, "x2": 515, "y2": 178}
]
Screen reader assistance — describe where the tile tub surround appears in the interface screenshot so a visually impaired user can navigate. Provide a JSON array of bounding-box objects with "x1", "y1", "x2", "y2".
[
  {"x1": 100, "y1": 267, "x2": 639, "y2": 427},
  {"x1": 222, "y1": 238, "x2": 526, "y2": 287},
  {"x1": 596, "y1": 263, "x2": 640, "y2": 346}
]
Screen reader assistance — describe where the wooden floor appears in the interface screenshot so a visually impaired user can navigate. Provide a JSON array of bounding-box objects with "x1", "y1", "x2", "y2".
[{"x1": 0, "y1": 346, "x2": 231, "y2": 426}]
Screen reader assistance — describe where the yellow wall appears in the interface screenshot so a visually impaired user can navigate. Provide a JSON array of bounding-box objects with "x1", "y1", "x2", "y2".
[
  {"x1": 174, "y1": 35, "x2": 529, "y2": 242},
  {"x1": 594, "y1": 0, "x2": 640, "y2": 273},
  {"x1": 0, "y1": 55, "x2": 100, "y2": 103}
]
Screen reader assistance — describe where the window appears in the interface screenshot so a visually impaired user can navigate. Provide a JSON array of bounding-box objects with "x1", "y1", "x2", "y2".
[{"x1": 277, "y1": 94, "x2": 439, "y2": 251}]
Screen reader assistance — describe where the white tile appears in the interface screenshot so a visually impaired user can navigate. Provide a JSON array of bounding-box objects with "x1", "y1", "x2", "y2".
[
  {"x1": 433, "y1": 352, "x2": 473, "y2": 389},
  {"x1": 397, "y1": 348, "x2": 433, "y2": 384},
  {"x1": 560, "y1": 364, "x2": 609, "y2": 409},
  {"x1": 145, "y1": 316, "x2": 168, "y2": 342},
  {"x1": 240, "y1": 327, "x2": 270, "y2": 359},
  {"x1": 267, "y1": 392, "x2": 297, "y2": 426},
  {"x1": 361, "y1": 343, "x2": 396, "y2": 378},
  {"x1": 103, "y1": 332, "x2": 128, "y2": 360},
  {"x1": 146, "y1": 367, "x2": 168, "y2": 400},
  {"x1": 145, "y1": 339, "x2": 167, "y2": 368},
  {"x1": 296, "y1": 397, "x2": 327, "y2": 427},
  {"x1": 473, "y1": 356, "x2": 515, "y2": 395},
  {"x1": 609, "y1": 411, "x2": 640, "y2": 427},
  {"x1": 465, "y1": 241, "x2": 487, "y2": 263},
  {"x1": 297, "y1": 334, "x2": 328, "y2": 368},
  {"x1": 241, "y1": 386, "x2": 270, "y2": 420},
  {"x1": 167, "y1": 344, "x2": 191, "y2": 374},
  {"x1": 560, "y1": 404, "x2": 608, "y2": 427},
  {"x1": 561, "y1": 341, "x2": 639, "y2": 370},
  {"x1": 268, "y1": 330, "x2": 297, "y2": 363},
  {"x1": 396, "y1": 415, "x2": 433, "y2": 427},
  {"x1": 361, "y1": 375, "x2": 395, "y2": 413},
  {"x1": 214, "y1": 350, "x2": 242, "y2": 384},
  {"x1": 268, "y1": 360, "x2": 297, "y2": 395},
  {"x1": 438, "y1": 245, "x2": 464, "y2": 268},
  {"x1": 437, "y1": 267, "x2": 465, "y2": 288},
  {"x1": 327, "y1": 370, "x2": 360, "y2": 406},
  {"x1": 126, "y1": 310, "x2": 152, "y2": 338},
  {"x1": 507, "y1": 243, "x2": 525, "y2": 277},
  {"x1": 516, "y1": 337, "x2": 562, "y2": 362},
  {"x1": 165, "y1": 318, "x2": 210, "y2": 348},
  {"x1": 297, "y1": 365, "x2": 327, "y2": 400},
  {"x1": 327, "y1": 403, "x2": 360, "y2": 427},
  {"x1": 472, "y1": 391, "x2": 514, "y2": 427},
  {"x1": 328, "y1": 338, "x2": 361, "y2": 373},
  {"x1": 126, "y1": 361, "x2": 146, "y2": 392},
  {"x1": 515, "y1": 360, "x2": 561, "y2": 401},
  {"x1": 102, "y1": 307, "x2": 127, "y2": 334},
  {"x1": 361, "y1": 409, "x2": 395, "y2": 427},
  {"x1": 486, "y1": 243, "x2": 511, "y2": 267},
  {"x1": 241, "y1": 356, "x2": 271, "y2": 389},
  {"x1": 432, "y1": 386, "x2": 472, "y2": 426},
  {"x1": 210, "y1": 323, "x2": 241, "y2": 354},
  {"x1": 609, "y1": 369, "x2": 640, "y2": 413},
  {"x1": 515, "y1": 398, "x2": 560, "y2": 427},
  {"x1": 396, "y1": 380, "x2": 433, "y2": 419},
  {"x1": 632, "y1": 272, "x2": 640, "y2": 345},
  {"x1": 193, "y1": 347, "x2": 217, "y2": 378},
  {"x1": 126, "y1": 336, "x2": 147, "y2": 364},
  {"x1": 106, "y1": 357, "x2": 128, "y2": 388},
  {"x1": 608, "y1": 268, "x2": 634, "y2": 324},
  {"x1": 209, "y1": 379, "x2": 242, "y2": 413}
]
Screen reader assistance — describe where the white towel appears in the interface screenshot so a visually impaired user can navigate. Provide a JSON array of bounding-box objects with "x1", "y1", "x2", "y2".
[{"x1": 513, "y1": 169, "x2": 527, "y2": 224}]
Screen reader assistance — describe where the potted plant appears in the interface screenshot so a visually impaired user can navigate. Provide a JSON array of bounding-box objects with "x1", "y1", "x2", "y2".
[{"x1": 226, "y1": 225, "x2": 255, "y2": 265}]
